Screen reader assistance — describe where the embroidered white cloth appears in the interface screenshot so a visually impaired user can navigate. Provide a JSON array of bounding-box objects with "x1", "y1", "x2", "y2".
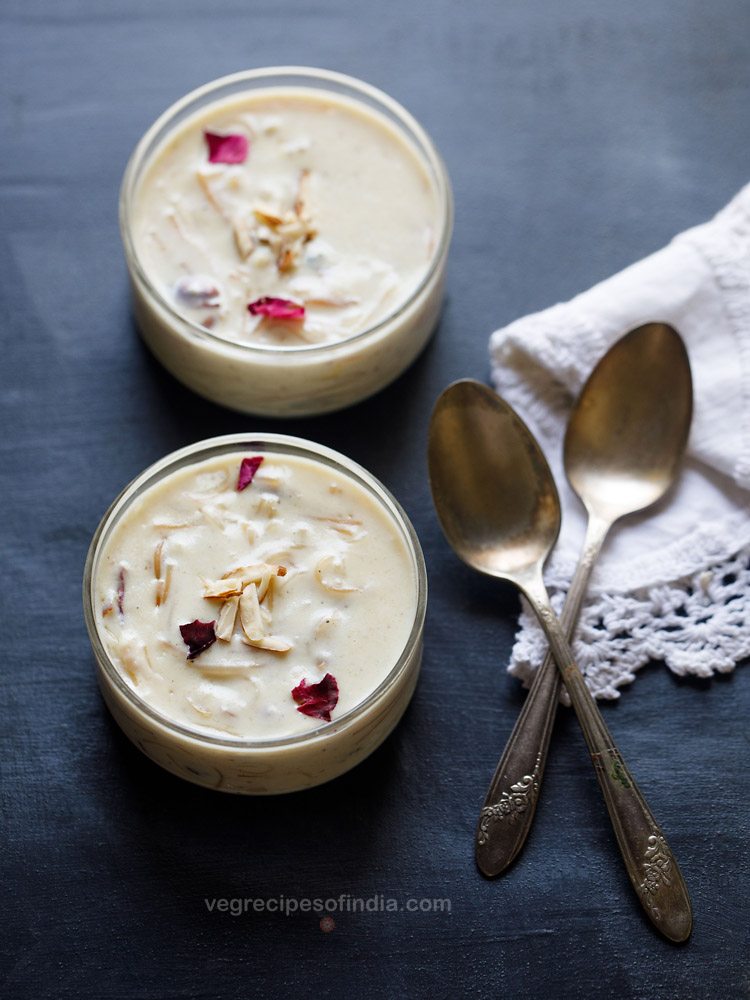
[{"x1": 489, "y1": 184, "x2": 750, "y2": 698}]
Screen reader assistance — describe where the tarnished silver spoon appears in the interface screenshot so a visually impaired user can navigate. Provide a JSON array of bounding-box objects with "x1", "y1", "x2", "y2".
[
  {"x1": 475, "y1": 323, "x2": 693, "y2": 878},
  {"x1": 428, "y1": 363, "x2": 692, "y2": 942}
]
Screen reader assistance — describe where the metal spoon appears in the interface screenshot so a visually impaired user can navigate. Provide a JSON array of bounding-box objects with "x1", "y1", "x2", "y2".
[
  {"x1": 475, "y1": 323, "x2": 693, "y2": 880},
  {"x1": 428, "y1": 368, "x2": 693, "y2": 942}
]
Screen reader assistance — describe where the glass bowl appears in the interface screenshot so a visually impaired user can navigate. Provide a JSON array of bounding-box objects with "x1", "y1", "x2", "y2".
[
  {"x1": 83, "y1": 433, "x2": 427, "y2": 793},
  {"x1": 120, "y1": 67, "x2": 453, "y2": 416}
]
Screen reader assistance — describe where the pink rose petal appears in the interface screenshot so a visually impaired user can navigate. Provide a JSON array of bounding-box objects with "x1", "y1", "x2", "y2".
[
  {"x1": 179, "y1": 620, "x2": 217, "y2": 660},
  {"x1": 174, "y1": 275, "x2": 221, "y2": 309},
  {"x1": 204, "y1": 131, "x2": 249, "y2": 164},
  {"x1": 291, "y1": 673, "x2": 339, "y2": 722},
  {"x1": 237, "y1": 456, "x2": 264, "y2": 491},
  {"x1": 248, "y1": 297, "x2": 305, "y2": 321}
]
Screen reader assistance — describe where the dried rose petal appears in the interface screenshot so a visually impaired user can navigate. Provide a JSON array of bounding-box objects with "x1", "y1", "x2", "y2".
[
  {"x1": 237, "y1": 456, "x2": 264, "y2": 491},
  {"x1": 174, "y1": 275, "x2": 221, "y2": 309},
  {"x1": 248, "y1": 297, "x2": 305, "y2": 321},
  {"x1": 291, "y1": 673, "x2": 339, "y2": 722},
  {"x1": 204, "y1": 131, "x2": 249, "y2": 164},
  {"x1": 117, "y1": 567, "x2": 126, "y2": 617},
  {"x1": 179, "y1": 619, "x2": 217, "y2": 660}
]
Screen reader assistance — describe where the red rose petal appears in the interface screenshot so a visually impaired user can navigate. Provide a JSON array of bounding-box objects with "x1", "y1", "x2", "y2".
[
  {"x1": 204, "y1": 131, "x2": 249, "y2": 164},
  {"x1": 248, "y1": 297, "x2": 305, "y2": 321},
  {"x1": 179, "y1": 620, "x2": 217, "y2": 660},
  {"x1": 237, "y1": 456, "x2": 264, "y2": 491},
  {"x1": 291, "y1": 673, "x2": 339, "y2": 722},
  {"x1": 117, "y1": 567, "x2": 126, "y2": 618}
]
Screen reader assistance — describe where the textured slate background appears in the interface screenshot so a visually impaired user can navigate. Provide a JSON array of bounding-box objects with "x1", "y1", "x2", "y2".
[{"x1": 2, "y1": 1, "x2": 749, "y2": 998}]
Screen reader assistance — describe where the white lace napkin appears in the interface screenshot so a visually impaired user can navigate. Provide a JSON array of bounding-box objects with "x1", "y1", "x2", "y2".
[{"x1": 489, "y1": 183, "x2": 750, "y2": 698}]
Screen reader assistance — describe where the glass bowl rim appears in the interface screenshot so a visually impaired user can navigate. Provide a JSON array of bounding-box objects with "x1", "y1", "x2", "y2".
[
  {"x1": 119, "y1": 65, "x2": 453, "y2": 357},
  {"x1": 83, "y1": 432, "x2": 428, "y2": 750}
]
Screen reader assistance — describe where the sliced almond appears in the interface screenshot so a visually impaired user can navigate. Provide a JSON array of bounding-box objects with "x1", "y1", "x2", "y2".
[
  {"x1": 255, "y1": 493, "x2": 280, "y2": 517},
  {"x1": 186, "y1": 695, "x2": 212, "y2": 718},
  {"x1": 156, "y1": 563, "x2": 174, "y2": 607},
  {"x1": 233, "y1": 218, "x2": 256, "y2": 259},
  {"x1": 215, "y1": 595, "x2": 240, "y2": 641},
  {"x1": 277, "y1": 247, "x2": 296, "y2": 273},
  {"x1": 195, "y1": 666, "x2": 252, "y2": 679},
  {"x1": 256, "y1": 568, "x2": 273, "y2": 603},
  {"x1": 196, "y1": 170, "x2": 228, "y2": 217},
  {"x1": 253, "y1": 206, "x2": 284, "y2": 228},
  {"x1": 115, "y1": 640, "x2": 148, "y2": 685},
  {"x1": 244, "y1": 634, "x2": 292, "y2": 653},
  {"x1": 222, "y1": 562, "x2": 267, "y2": 581},
  {"x1": 223, "y1": 562, "x2": 287, "y2": 585},
  {"x1": 315, "y1": 555, "x2": 360, "y2": 593},
  {"x1": 203, "y1": 577, "x2": 245, "y2": 599},
  {"x1": 202, "y1": 505, "x2": 226, "y2": 530},
  {"x1": 303, "y1": 296, "x2": 355, "y2": 308},
  {"x1": 153, "y1": 539, "x2": 164, "y2": 581},
  {"x1": 239, "y1": 583, "x2": 264, "y2": 642},
  {"x1": 294, "y1": 168, "x2": 311, "y2": 218},
  {"x1": 152, "y1": 513, "x2": 203, "y2": 531}
]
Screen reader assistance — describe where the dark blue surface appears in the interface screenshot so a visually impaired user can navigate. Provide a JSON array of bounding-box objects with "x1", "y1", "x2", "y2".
[{"x1": 2, "y1": 2, "x2": 749, "y2": 998}]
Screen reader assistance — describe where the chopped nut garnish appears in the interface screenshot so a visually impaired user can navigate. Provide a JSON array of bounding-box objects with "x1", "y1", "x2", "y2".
[
  {"x1": 194, "y1": 664, "x2": 253, "y2": 678},
  {"x1": 215, "y1": 594, "x2": 240, "y2": 641},
  {"x1": 221, "y1": 563, "x2": 287, "y2": 585},
  {"x1": 233, "y1": 219, "x2": 256, "y2": 259},
  {"x1": 201, "y1": 505, "x2": 226, "y2": 530},
  {"x1": 314, "y1": 515, "x2": 366, "y2": 539},
  {"x1": 153, "y1": 540, "x2": 164, "y2": 581},
  {"x1": 186, "y1": 695, "x2": 212, "y2": 718},
  {"x1": 156, "y1": 563, "x2": 173, "y2": 607},
  {"x1": 256, "y1": 568, "x2": 273, "y2": 603},
  {"x1": 315, "y1": 555, "x2": 359, "y2": 593},
  {"x1": 245, "y1": 634, "x2": 293, "y2": 653},
  {"x1": 115, "y1": 639, "x2": 148, "y2": 685},
  {"x1": 314, "y1": 516, "x2": 363, "y2": 526},
  {"x1": 277, "y1": 247, "x2": 295, "y2": 273},
  {"x1": 253, "y1": 207, "x2": 285, "y2": 228},
  {"x1": 255, "y1": 492, "x2": 280, "y2": 517},
  {"x1": 196, "y1": 171, "x2": 229, "y2": 217},
  {"x1": 239, "y1": 582, "x2": 264, "y2": 642},
  {"x1": 294, "y1": 167, "x2": 311, "y2": 219},
  {"x1": 203, "y1": 577, "x2": 245, "y2": 599},
  {"x1": 152, "y1": 513, "x2": 203, "y2": 531}
]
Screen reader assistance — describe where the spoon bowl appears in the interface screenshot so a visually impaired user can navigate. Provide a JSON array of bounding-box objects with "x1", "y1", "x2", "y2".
[
  {"x1": 565, "y1": 322, "x2": 692, "y2": 519},
  {"x1": 428, "y1": 380, "x2": 560, "y2": 581}
]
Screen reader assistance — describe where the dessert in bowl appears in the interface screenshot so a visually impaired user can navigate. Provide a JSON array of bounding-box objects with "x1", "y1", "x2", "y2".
[
  {"x1": 120, "y1": 67, "x2": 452, "y2": 416},
  {"x1": 83, "y1": 434, "x2": 426, "y2": 793}
]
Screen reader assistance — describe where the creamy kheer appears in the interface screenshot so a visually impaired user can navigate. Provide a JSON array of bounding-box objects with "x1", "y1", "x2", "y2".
[
  {"x1": 131, "y1": 88, "x2": 440, "y2": 348},
  {"x1": 121, "y1": 71, "x2": 452, "y2": 416},
  {"x1": 94, "y1": 450, "x2": 417, "y2": 741}
]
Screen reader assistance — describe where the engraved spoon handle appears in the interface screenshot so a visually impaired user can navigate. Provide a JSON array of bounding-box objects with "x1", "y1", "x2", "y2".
[
  {"x1": 525, "y1": 579, "x2": 693, "y2": 943},
  {"x1": 476, "y1": 516, "x2": 608, "y2": 876}
]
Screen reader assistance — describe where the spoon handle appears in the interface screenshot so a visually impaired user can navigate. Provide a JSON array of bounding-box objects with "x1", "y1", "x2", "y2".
[
  {"x1": 527, "y1": 582, "x2": 693, "y2": 943},
  {"x1": 476, "y1": 518, "x2": 607, "y2": 876}
]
